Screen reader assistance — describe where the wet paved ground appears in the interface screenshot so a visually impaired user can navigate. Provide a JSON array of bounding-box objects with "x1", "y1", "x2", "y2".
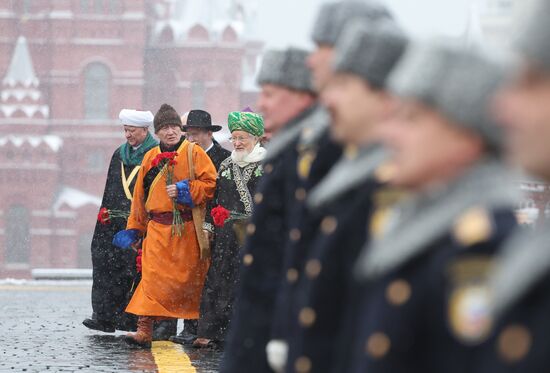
[{"x1": 0, "y1": 281, "x2": 221, "y2": 372}]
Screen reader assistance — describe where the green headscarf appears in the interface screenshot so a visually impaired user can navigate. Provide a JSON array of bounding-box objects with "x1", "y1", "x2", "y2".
[
  {"x1": 228, "y1": 111, "x2": 264, "y2": 137},
  {"x1": 119, "y1": 132, "x2": 159, "y2": 166}
]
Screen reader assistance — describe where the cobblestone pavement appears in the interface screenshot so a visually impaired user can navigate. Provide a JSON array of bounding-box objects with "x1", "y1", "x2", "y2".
[{"x1": 0, "y1": 281, "x2": 221, "y2": 372}]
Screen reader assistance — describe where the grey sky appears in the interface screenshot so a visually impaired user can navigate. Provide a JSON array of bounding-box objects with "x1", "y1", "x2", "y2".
[{"x1": 256, "y1": 0, "x2": 474, "y2": 48}]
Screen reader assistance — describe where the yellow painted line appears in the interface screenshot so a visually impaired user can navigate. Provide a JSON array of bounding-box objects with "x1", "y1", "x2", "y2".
[{"x1": 152, "y1": 341, "x2": 197, "y2": 373}]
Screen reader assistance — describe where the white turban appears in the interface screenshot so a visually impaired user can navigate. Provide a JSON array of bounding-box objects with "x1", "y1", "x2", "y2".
[{"x1": 119, "y1": 109, "x2": 154, "y2": 128}]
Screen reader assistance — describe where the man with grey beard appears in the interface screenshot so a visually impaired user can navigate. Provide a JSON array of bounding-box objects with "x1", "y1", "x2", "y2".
[{"x1": 220, "y1": 48, "x2": 317, "y2": 373}]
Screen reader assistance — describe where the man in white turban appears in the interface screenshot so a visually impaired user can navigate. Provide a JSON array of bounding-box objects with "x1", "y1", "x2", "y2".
[{"x1": 83, "y1": 109, "x2": 158, "y2": 333}]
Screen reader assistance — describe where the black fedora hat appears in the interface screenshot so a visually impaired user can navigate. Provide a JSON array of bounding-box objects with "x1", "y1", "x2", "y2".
[{"x1": 183, "y1": 110, "x2": 222, "y2": 132}]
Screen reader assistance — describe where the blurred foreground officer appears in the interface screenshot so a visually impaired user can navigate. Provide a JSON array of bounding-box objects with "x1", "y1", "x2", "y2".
[
  {"x1": 283, "y1": 21, "x2": 408, "y2": 373},
  {"x1": 475, "y1": 0, "x2": 550, "y2": 370},
  {"x1": 220, "y1": 49, "x2": 317, "y2": 373},
  {"x1": 83, "y1": 109, "x2": 158, "y2": 333},
  {"x1": 267, "y1": 3, "x2": 393, "y2": 370},
  {"x1": 347, "y1": 42, "x2": 519, "y2": 373}
]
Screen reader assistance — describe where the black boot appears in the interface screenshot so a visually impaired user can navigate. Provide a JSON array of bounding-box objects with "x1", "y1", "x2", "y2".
[
  {"x1": 169, "y1": 320, "x2": 198, "y2": 345},
  {"x1": 83, "y1": 314, "x2": 115, "y2": 333},
  {"x1": 152, "y1": 319, "x2": 178, "y2": 341}
]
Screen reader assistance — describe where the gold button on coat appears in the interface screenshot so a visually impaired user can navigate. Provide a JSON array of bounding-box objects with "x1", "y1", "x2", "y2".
[
  {"x1": 305, "y1": 259, "x2": 322, "y2": 279},
  {"x1": 243, "y1": 254, "x2": 254, "y2": 266},
  {"x1": 295, "y1": 188, "x2": 307, "y2": 201},
  {"x1": 294, "y1": 357, "x2": 312, "y2": 373},
  {"x1": 386, "y1": 279, "x2": 412, "y2": 306},
  {"x1": 365, "y1": 332, "x2": 391, "y2": 359},
  {"x1": 289, "y1": 228, "x2": 301, "y2": 242},
  {"x1": 299, "y1": 307, "x2": 317, "y2": 328},
  {"x1": 321, "y1": 216, "x2": 338, "y2": 235},
  {"x1": 498, "y1": 325, "x2": 532, "y2": 363},
  {"x1": 287, "y1": 268, "x2": 299, "y2": 283}
]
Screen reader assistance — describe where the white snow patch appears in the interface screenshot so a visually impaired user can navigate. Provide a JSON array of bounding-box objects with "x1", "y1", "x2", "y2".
[
  {"x1": 0, "y1": 134, "x2": 62, "y2": 151},
  {"x1": 54, "y1": 186, "x2": 102, "y2": 211},
  {"x1": 0, "y1": 278, "x2": 92, "y2": 286}
]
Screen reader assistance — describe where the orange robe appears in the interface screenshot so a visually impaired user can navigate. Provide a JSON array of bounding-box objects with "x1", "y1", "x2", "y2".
[{"x1": 125, "y1": 140, "x2": 216, "y2": 319}]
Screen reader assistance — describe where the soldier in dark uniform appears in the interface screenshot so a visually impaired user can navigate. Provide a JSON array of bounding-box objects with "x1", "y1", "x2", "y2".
[
  {"x1": 83, "y1": 109, "x2": 158, "y2": 333},
  {"x1": 219, "y1": 48, "x2": 317, "y2": 373},
  {"x1": 266, "y1": 3, "x2": 394, "y2": 371},
  {"x1": 345, "y1": 42, "x2": 519, "y2": 373},
  {"x1": 280, "y1": 21, "x2": 409, "y2": 373},
  {"x1": 170, "y1": 109, "x2": 230, "y2": 344},
  {"x1": 471, "y1": 0, "x2": 550, "y2": 370}
]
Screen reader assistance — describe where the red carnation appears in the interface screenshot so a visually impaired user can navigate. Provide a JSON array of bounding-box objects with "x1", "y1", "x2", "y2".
[
  {"x1": 136, "y1": 248, "x2": 143, "y2": 273},
  {"x1": 152, "y1": 152, "x2": 179, "y2": 168},
  {"x1": 211, "y1": 205, "x2": 231, "y2": 227},
  {"x1": 97, "y1": 207, "x2": 111, "y2": 225}
]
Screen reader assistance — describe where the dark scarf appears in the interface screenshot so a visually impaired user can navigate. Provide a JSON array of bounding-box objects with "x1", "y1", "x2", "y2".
[
  {"x1": 159, "y1": 136, "x2": 185, "y2": 153},
  {"x1": 119, "y1": 132, "x2": 158, "y2": 166}
]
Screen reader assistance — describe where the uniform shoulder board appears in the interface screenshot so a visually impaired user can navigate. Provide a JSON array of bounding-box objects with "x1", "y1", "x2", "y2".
[
  {"x1": 369, "y1": 207, "x2": 393, "y2": 239},
  {"x1": 374, "y1": 161, "x2": 397, "y2": 183},
  {"x1": 452, "y1": 207, "x2": 494, "y2": 247},
  {"x1": 369, "y1": 188, "x2": 408, "y2": 239},
  {"x1": 297, "y1": 150, "x2": 317, "y2": 180},
  {"x1": 447, "y1": 256, "x2": 494, "y2": 345}
]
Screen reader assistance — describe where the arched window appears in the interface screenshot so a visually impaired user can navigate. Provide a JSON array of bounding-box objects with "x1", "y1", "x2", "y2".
[
  {"x1": 80, "y1": 0, "x2": 90, "y2": 12},
  {"x1": 84, "y1": 63, "x2": 110, "y2": 119},
  {"x1": 5, "y1": 205, "x2": 30, "y2": 264},
  {"x1": 23, "y1": 0, "x2": 33, "y2": 14},
  {"x1": 94, "y1": 0, "x2": 104, "y2": 13}
]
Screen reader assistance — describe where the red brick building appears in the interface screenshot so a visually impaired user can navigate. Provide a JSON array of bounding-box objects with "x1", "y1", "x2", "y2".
[{"x1": 0, "y1": 0, "x2": 261, "y2": 278}]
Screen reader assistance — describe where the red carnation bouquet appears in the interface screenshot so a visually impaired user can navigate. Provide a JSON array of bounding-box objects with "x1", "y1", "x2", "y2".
[
  {"x1": 211, "y1": 205, "x2": 250, "y2": 227},
  {"x1": 151, "y1": 152, "x2": 184, "y2": 236},
  {"x1": 97, "y1": 207, "x2": 130, "y2": 225}
]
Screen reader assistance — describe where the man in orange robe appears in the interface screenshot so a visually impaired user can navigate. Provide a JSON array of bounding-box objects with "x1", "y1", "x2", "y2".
[{"x1": 113, "y1": 103, "x2": 216, "y2": 347}]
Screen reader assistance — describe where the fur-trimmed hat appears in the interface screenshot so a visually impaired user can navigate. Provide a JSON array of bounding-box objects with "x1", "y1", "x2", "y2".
[
  {"x1": 516, "y1": 0, "x2": 550, "y2": 72},
  {"x1": 153, "y1": 104, "x2": 182, "y2": 133},
  {"x1": 257, "y1": 48, "x2": 314, "y2": 93},
  {"x1": 334, "y1": 20, "x2": 408, "y2": 89},
  {"x1": 312, "y1": 0, "x2": 392, "y2": 47},
  {"x1": 388, "y1": 41, "x2": 509, "y2": 153}
]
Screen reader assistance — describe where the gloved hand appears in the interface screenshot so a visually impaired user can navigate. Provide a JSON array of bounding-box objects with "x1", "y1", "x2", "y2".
[
  {"x1": 136, "y1": 248, "x2": 143, "y2": 273},
  {"x1": 176, "y1": 179, "x2": 194, "y2": 207},
  {"x1": 266, "y1": 339, "x2": 288, "y2": 373},
  {"x1": 112, "y1": 229, "x2": 140, "y2": 249}
]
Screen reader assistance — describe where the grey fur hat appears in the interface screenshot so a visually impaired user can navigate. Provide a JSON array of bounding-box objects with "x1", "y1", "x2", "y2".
[
  {"x1": 257, "y1": 48, "x2": 314, "y2": 93},
  {"x1": 516, "y1": 0, "x2": 550, "y2": 72},
  {"x1": 312, "y1": 0, "x2": 393, "y2": 47},
  {"x1": 388, "y1": 41, "x2": 508, "y2": 153},
  {"x1": 334, "y1": 20, "x2": 408, "y2": 89}
]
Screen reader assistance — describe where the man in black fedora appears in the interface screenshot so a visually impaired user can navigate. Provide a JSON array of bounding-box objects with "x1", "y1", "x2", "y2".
[
  {"x1": 169, "y1": 109, "x2": 230, "y2": 346},
  {"x1": 183, "y1": 109, "x2": 230, "y2": 171}
]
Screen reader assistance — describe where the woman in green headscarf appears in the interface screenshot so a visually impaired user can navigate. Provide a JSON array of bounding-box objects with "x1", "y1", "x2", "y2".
[{"x1": 192, "y1": 111, "x2": 266, "y2": 349}]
